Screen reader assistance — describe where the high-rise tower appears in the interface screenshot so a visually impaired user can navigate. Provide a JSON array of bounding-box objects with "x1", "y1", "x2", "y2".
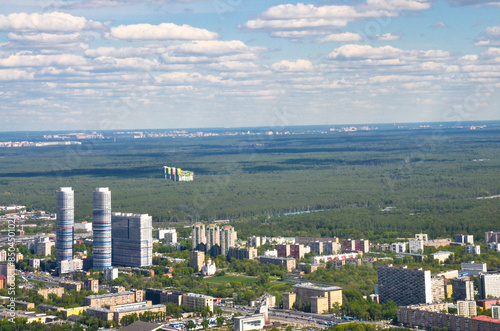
[
  {"x1": 192, "y1": 222, "x2": 206, "y2": 251},
  {"x1": 56, "y1": 187, "x2": 74, "y2": 263},
  {"x1": 111, "y1": 212, "x2": 153, "y2": 267},
  {"x1": 220, "y1": 225, "x2": 237, "y2": 256},
  {"x1": 93, "y1": 187, "x2": 112, "y2": 269}
]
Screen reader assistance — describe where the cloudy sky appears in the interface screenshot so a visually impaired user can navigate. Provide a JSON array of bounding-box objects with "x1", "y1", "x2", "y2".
[{"x1": 1, "y1": 0, "x2": 500, "y2": 131}]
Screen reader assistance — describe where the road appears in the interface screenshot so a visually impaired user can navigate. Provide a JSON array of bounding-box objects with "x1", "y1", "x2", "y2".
[{"x1": 216, "y1": 303, "x2": 349, "y2": 327}]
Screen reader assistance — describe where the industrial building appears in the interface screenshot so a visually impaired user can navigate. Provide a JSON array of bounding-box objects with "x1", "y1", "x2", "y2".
[
  {"x1": 378, "y1": 265, "x2": 432, "y2": 306},
  {"x1": 93, "y1": 188, "x2": 112, "y2": 270},
  {"x1": 111, "y1": 212, "x2": 152, "y2": 267}
]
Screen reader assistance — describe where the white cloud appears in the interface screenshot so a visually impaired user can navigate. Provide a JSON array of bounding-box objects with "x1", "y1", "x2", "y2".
[
  {"x1": 244, "y1": 2, "x2": 432, "y2": 40},
  {"x1": 315, "y1": 32, "x2": 363, "y2": 43},
  {"x1": 8, "y1": 32, "x2": 82, "y2": 43},
  {"x1": 271, "y1": 59, "x2": 313, "y2": 71},
  {"x1": 0, "y1": 69, "x2": 34, "y2": 80},
  {"x1": 431, "y1": 21, "x2": 447, "y2": 28},
  {"x1": 0, "y1": 12, "x2": 103, "y2": 32},
  {"x1": 166, "y1": 40, "x2": 264, "y2": 56},
  {"x1": 107, "y1": 23, "x2": 219, "y2": 40},
  {"x1": 19, "y1": 98, "x2": 50, "y2": 106},
  {"x1": 0, "y1": 53, "x2": 87, "y2": 67},
  {"x1": 375, "y1": 33, "x2": 402, "y2": 41},
  {"x1": 485, "y1": 26, "x2": 500, "y2": 36},
  {"x1": 328, "y1": 44, "x2": 403, "y2": 60}
]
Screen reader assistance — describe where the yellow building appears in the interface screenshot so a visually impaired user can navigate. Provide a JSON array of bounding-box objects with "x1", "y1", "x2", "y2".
[
  {"x1": 62, "y1": 306, "x2": 88, "y2": 319},
  {"x1": 283, "y1": 292, "x2": 296, "y2": 310},
  {"x1": 285, "y1": 283, "x2": 343, "y2": 314}
]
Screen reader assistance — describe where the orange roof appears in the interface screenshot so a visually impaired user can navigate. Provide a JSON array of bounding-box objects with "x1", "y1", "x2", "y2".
[{"x1": 472, "y1": 315, "x2": 500, "y2": 324}]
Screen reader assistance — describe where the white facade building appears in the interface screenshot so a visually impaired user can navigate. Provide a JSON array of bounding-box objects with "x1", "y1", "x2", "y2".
[
  {"x1": 409, "y1": 239, "x2": 424, "y2": 254},
  {"x1": 104, "y1": 267, "x2": 118, "y2": 280},
  {"x1": 201, "y1": 259, "x2": 216, "y2": 276},
  {"x1": 74, "y1": 222, "x2": 92, "y2": 232},
  {"x1": 465, "y1": 244, "x2": 481, "y2": 255},
  {"x1": 392, "y1": 242, "x2": 407, "y2": 254},
  {"x1": 159, "y1": 228, "x2": 177, "y2": 244}
]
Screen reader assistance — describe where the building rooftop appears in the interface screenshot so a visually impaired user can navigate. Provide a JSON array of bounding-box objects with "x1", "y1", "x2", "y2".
[
  {"x1": 293, "y1": 282, "x2": 342, "y2": 291},
  {"x1": 85, "y1": 290, "x2": 135, "y2": 300},
  {"x1": 120, "y1": 321, "x2": 163, "y2": 331},
  {"x1": 88, "y1": 302, "x2": 164, "y2": 314},
  {"x1": 184, "y1": 293, "x2": 213, "y2": 299},
  {"x1": 472, "y1": 315, "x2": 500, "y2": 324}
]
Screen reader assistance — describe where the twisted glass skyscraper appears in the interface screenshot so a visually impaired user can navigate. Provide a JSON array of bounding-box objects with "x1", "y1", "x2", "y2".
[
  {"x1": 56, "y1": 187, "x2": 74, "y2": 263},
  {"x1": 93, "y1": 187, "x2": 112, "y2": 269}
]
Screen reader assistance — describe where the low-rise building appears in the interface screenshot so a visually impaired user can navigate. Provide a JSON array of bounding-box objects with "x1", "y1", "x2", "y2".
[
  {"x1": 391, "y1": 242, "x2": 407, "y2": 253},
  {"x1": 228, "y1": 247, "x2": 257, "y2": 260},
  {"x1": 461, "y1": 261, "x2": 487, "y2": 276},
  {"x1": 84, "y1": 290, "x2": 143, "y2": 308},
  {"x1": 257, "y1": 256, "x2": 296, "y2": 272},
  {"x1": 37, "y1": 287, "x2": 64, "y2": 299},
  {"x1": 234, "y1": 313, "x2": 265, "y2": 331},
  {"x1": 431, "y1": 251, "x2": 453, "y2": 263},
  {"x1": 86, "y1": 301, "x2": 166, "y2": 326},
  {"x1": 284, "y1": 282, "x2": 342, "y2": 314},
  {"x1": 59, "y1": 280, "x2": 83, "y2": 292},
  {"x1": 466, "y1": 244, "x2": 481, "y2": 255}
]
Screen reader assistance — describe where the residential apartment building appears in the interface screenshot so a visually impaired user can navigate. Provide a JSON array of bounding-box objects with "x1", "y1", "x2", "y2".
[
  {"x1": 457, "y1": 301, "x2": 477, "y2": 317},
  {"x1": 479, "y1": 271, "x2": 500, "y2": 299},
  {"x1": 111, "y1": 212, "x2": 153, "y2": 267},
  {"x1": 378, "y1": 265, "x2": 432, "y2": 306},
  {"x1": 257, "y1": 256, "x2": 296, "y2": 272},
  {"x1": 37, "y1": 287, "x2": 64, "y2": 300},
  {"x1": 228, "y1": 246, "x2": 257, "y2": 260},
  {"x1": 84, "y1": 290, "x2": 143, "y2": 308},
  {"x1": 182, "y1": 293, "x2": 214, "y2": 312},
  {"x1": 452, "y1": 277, "x2": 475, "y2": 301},
  {"x1": 190, "y1": 250, "x2": 205, "y2": 272},
  {"x1": 342, "y1": 239, "x2": 369, "y2": 253}
]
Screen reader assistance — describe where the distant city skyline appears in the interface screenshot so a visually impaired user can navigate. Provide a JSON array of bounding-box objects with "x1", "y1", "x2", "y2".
[{"x1": 1, "y1": 1, "x2": 500, "y2": 131}]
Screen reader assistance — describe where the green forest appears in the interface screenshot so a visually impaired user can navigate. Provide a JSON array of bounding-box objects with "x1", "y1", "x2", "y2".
[{"x1": 1, "y1": 124, "x2": 500, "y2": 241}]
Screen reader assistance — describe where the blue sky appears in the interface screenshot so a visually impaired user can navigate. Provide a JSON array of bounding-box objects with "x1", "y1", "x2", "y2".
[{"x1": 1, "y1": 0, "x2": 500, "y2": 131}]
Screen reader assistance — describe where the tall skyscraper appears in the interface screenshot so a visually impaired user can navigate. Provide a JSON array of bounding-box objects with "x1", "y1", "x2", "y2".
[
  {"x1": 56, "y1": 187, "x2": 74, "y2": 263},
  {"x1": 93, "y1": 188, "x2": 112, "y2": 270},
  {"x1": 192, "y1": 222, "x2": 206, "y2": 251},
  {"x1": 220, "y1": 225, "x2": 236, "y2": 256},
  {"x1": 112, "y1": 212, "x2": 153, "y2": 267},
  {"x1": 205, "y1": 224, "x2": 220, "y2": 251}
]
